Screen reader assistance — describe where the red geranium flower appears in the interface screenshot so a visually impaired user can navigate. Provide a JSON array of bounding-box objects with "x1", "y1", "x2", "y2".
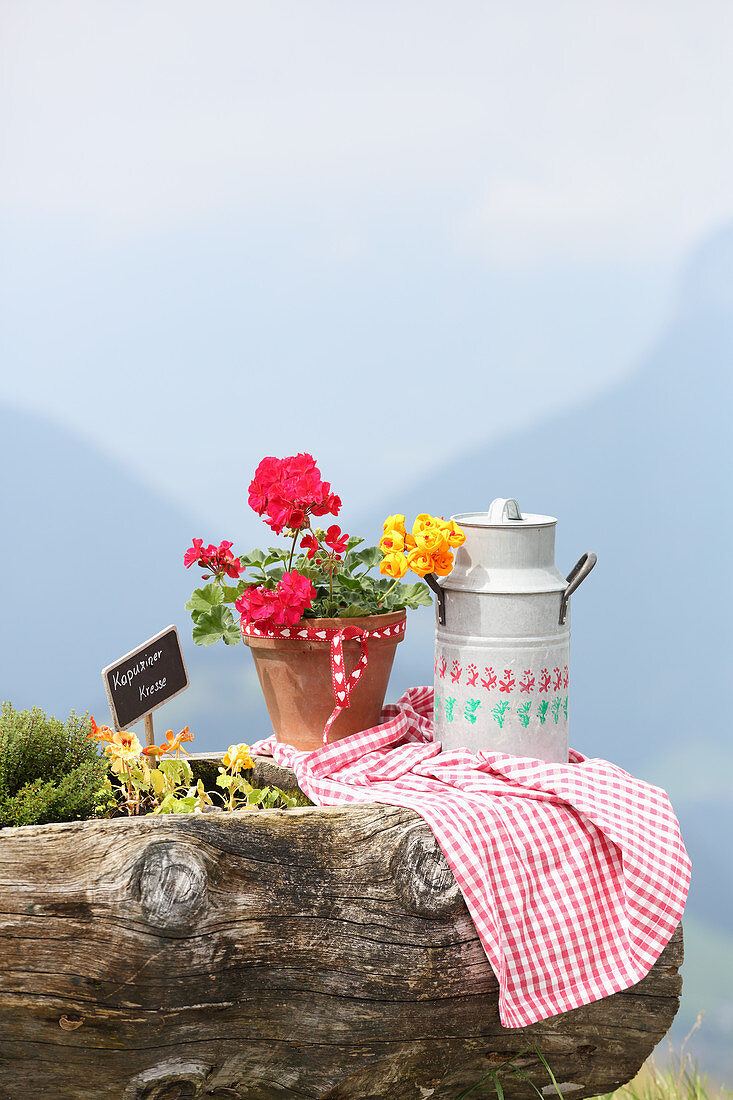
[
  {"x1": 300, "y1": 532, "x2": 319, "y2": 559},
  {"x1": 287, "y1": 507, "x2": 307, "y2": 530},
  {"x1": 184, "y1": 538, "x2": 205, "y2": 569},
  {"x1": 185, "y1": 538, "x2": 245, "y2": 580},
  {"x1": 236, "y1": 571, "x2": 315, "y2": 630},
  {"x1": 324, "y1": 525, "x2": 349, "y2": 555},
  {"x1": 248, "y1": 455, "x2": 341, "y2": 533}
]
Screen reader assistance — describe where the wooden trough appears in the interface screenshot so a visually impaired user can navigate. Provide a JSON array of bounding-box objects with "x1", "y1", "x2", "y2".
[{"x1": 0, "y1": 754, "x2": 683, "y2": 1100}]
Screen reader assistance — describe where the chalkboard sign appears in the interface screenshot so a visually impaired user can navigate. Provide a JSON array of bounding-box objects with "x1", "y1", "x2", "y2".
[{"x1": 102, "y1": 625, "x2": 189, "y2": 731}]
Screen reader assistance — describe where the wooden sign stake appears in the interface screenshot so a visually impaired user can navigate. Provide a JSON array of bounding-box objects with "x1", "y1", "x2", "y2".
[{"x1": 144, "y1": 713, "x2": 155, "y2": 748}]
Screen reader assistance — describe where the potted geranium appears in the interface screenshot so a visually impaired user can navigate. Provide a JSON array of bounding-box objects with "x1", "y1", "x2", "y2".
[{"x1": 184, "y1": 453, "x2": 465, "y2": 749}]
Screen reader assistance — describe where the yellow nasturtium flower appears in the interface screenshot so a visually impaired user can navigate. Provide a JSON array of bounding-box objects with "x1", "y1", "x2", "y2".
[
  {"x1": 412, "y1": 526, "x2": 448, "y2": 555},
  {"x1": 380, "y1": 551, "x2": 408, "y2": 579},
  {"x1": 379, "y1": 512, "x2": 465, "y2": 581},
  {"x1": 382, "y1": 514, "x2": 407, "y2": 538},
  {"x1": 440, "y1": 518, "x2": 466, "y2": 548},
  {"x1": 406, "y1": 546, "x2": 435, "y2": 578},
  {"x1": 412, "y1": 513, "x2": 442, "y2": 536},
  {"x1": 223, "y1": 743, "x2": 254, "y2": 773},
  {"x1": 379, "y1": 529, "x2": 405, "y2": 554}
]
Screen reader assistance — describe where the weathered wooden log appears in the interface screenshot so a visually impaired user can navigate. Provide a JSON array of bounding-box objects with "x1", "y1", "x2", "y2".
[{"x1": 0, "y1": 755, "x2": 683, "y2": 1100}]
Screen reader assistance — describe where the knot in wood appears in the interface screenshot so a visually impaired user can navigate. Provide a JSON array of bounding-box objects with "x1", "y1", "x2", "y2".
[
  {"x1": 390, "y1": 823, "x2": 464, "y2": 918},
  {"x1": 124, "y1": 1059, "x2": 209, "y2": 1100},
  {"x1": 131, "y1": 841, "x2": 208, "y2": 933}
]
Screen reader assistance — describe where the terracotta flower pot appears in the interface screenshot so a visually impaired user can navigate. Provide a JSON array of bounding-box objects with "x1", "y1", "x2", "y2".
[{"x1": 242, "y1": 610, "x2": 406, "y2": 751}]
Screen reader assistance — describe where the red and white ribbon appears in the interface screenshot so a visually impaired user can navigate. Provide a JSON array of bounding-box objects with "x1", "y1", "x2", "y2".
[{"x1": 241, "y1": 617, "x2": 406, "y2": 743}]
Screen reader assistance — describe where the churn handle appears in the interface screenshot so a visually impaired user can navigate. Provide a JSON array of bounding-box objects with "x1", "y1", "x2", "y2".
[
  {"x1": 559, "y1": 552, "x2": 597, "y2": 625},
  {"x1": 424, "y1": 573, "x2": 446, "y2": 625},
  {"x1": 487, "y1": 497, "x2": 523, "y2": 523}
]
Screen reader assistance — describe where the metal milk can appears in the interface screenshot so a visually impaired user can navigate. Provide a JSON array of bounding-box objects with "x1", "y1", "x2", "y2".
[{"x1": 428, "y1": 497, "x2": 596, "y2": 762}]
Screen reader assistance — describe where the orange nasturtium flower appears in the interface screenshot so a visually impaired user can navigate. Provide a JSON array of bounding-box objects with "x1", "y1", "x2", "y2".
[
  {"x1": 222, "y1": 743, "x2": 254, "y2": 773},
  {"x1": 142, "y1": 726, "x2": 194, "y2": 759},
  {"x1": 380, "y1": 551, "x2": 408, "y2": 579},
  {"x1": 89, "y1": 717, "x2": 144, "y2": 764},
  {"x1": 430, "y1": 548, "x2": 455, "y2": 576},
  {"x1": 88, "y1": 716, "x2": 116, "y2": 744}
]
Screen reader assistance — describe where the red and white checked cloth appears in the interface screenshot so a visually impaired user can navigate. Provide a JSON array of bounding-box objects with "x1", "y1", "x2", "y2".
[{"x1": 252, "y1": 685, "x2": 691, "y2": 1028}]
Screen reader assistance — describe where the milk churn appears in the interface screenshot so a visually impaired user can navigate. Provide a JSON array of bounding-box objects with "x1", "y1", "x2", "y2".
[{"x1": 427, "y1": 498, "x2": 596, "y2": 762}]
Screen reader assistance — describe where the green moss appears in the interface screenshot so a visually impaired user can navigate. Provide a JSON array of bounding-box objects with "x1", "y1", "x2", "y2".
[{"x1": 0, "y1": 703, "x2": 109, "y2": 827}]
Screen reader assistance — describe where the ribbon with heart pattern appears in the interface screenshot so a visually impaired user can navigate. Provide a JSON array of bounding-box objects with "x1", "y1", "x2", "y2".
[{"x1": 241, "y1": 617, "x2": 406, "y2": 743}]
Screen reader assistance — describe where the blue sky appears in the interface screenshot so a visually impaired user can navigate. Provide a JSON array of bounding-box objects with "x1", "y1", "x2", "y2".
[{"x1": 2, "y1": 0, "x2": 733, "y2": 531}]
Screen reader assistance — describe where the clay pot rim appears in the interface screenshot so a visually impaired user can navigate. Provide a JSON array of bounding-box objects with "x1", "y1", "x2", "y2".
[{"x1": 241, "y1": 609, "x2": 406, "y2": 649}]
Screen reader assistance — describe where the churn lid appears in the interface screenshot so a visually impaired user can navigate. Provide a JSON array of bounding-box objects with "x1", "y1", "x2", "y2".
[
  {"x1": 443, "y1": 497, "x2": 566, "y2": 595},
  {"x1": 453, "y1": 497, "x2": 557, "y2": 529}
]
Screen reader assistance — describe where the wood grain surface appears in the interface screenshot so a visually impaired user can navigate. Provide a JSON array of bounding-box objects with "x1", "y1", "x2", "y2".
[{"x1": 0, "y1": 755, "x2": 683, "y2": 1100}]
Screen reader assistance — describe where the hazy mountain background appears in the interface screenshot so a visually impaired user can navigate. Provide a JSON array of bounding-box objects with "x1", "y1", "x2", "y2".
[{"x1": 2, "y1": 225, "x2": 731, "y2": 1072}]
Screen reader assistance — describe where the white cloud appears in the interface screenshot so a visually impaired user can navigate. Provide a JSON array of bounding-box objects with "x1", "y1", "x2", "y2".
[{"x1": 2, "y1": 0, "x2": 733, "y2": 263}]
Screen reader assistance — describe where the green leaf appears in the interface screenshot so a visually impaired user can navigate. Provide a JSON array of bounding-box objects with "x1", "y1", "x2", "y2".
[
  {"x1": 185, "y1": 583, "x2": 224, "y2": 614},
  {"x1": 394, "y1": 582, "x2": 433, "y2": 608},
  {"x1": 221, "y1": 618, "x2": 242, "y2": 646},
  {"x1": 192, "y1": 603, "x2": 240, "y2": 647},
  {"x1": 239, "y1": 549, "x2": 267, "y2": 566},
  {"x1": 338, "y1": 605, "x2": 369, "y2": 617},
  {"x1": 352, "y1": 546, "x2": 382, "y2": 569},
  {"x1": 264, "y1": 549, "x2": 288, "y2": 566},
  {"x1": 220, "y1": 582, "x2": 246, "y2": 604},
  {"x1": 333, "y1": 574, "x2": 362, "y2": 592}
]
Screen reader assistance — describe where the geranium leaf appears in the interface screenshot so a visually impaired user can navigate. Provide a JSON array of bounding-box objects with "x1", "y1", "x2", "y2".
[
  {"x1": 352, "y1": 546, "x2": 382, "y2": 569},
  {"x1": 220, "y1": 582, "x2": 246, "y2": 603},
  {"x1": 240, "y1": 549, "x2": 266, "y2": 566},
  {"x1": 395, "y1": 582, "x2": 433, "y2": 608},
  {"x1": 185, "y1": 583, "x2": 224, "y2": 614},
  {"x1": 192, "y1": 603, "x2": 238, "y2": 646},
  {"x1": 334, "y1": 574, "x2": 361, "y2": 591}
]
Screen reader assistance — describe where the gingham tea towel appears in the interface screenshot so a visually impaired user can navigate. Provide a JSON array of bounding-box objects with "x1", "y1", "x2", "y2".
[{"x1": 252, "y1": 686, "x2": 690, "y2": 1028}]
